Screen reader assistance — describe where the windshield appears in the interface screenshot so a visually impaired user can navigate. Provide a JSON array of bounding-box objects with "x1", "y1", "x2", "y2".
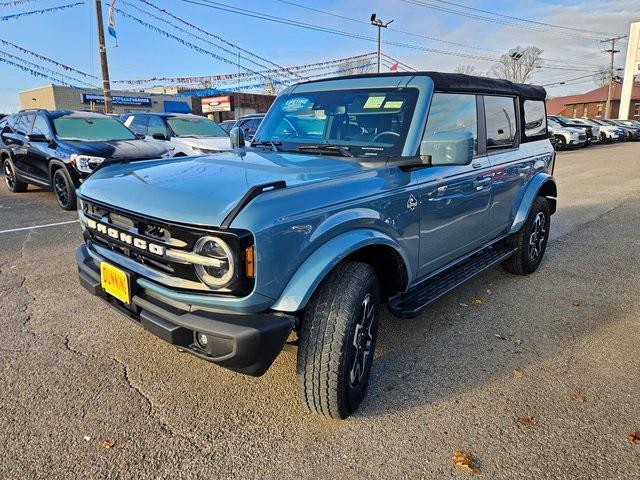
[
  {"x1": 254, "y1": 88, "x2": 419, "y2": 157},
  {"x1": 53, "y1": 117, "x2": 136, "y2": 141},
  {"x1": 167, "y1": 117, "x2": 228, "y2": 138}
]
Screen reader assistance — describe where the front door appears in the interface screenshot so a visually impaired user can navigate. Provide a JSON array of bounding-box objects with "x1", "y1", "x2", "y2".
[
  {"x1": 25, "y1": 114, "x2": 54, "y2": 183},
  {"x1": 414, "y1": 92, "x2": 493, "y2": 278}
]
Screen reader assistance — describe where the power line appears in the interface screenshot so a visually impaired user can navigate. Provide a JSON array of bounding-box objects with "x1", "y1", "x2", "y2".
[
  {"x1": 135, "y1": 0, "x2": 303, "y2": 79},
  {"x1": 427, "y1": 0, "x2": 624, "y2": 37},
  {"x1": 399, "y1": 0, "x2": 615, "y2": 41}
]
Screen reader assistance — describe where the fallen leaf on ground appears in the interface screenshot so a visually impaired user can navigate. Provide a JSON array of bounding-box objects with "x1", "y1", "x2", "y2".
[
  {"x1": 453, "y1": 450, "x2": 480, "y2": 474},
  {"x1": 494, "y1": 333, "x2": 507, "y2": 340},
  {"x1": 518, "y1": 416, "x2": 537, "y2": 428},
  {"x1": 471, "y1": 298, "x2": 484, "y2": 306},
  {"x1": 572, "y1": 302, "x2": 580, "y2": 307},
  {"x1": 99, "y1": 439, "x2": 116, "y2": 449},
  {"x1": 628, "y1": 432, "x2": 640, "y2": 445},
  {"x1": 570, "y1": 390, "x2": 585, "y2": 403},
  {"x1": 382, "y1": 384, "x2": 395, "y2": 392},
  {"x1": 513, "y1": 339, "x2": 523, "y2": 346},
  {"x1": 83, "y1": 435, "x2": 91, "y2": 442},
  {"x1": 512, "y1": 369, "x2": 525, "y2": 378}
]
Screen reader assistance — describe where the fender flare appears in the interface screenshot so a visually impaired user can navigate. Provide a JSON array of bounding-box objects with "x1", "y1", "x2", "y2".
[
  {"x1": 271, "y1": 229, "x2": 411, "y2": 313},
  {"x1": 509, "y1": 173, "x2": 557, "y2": 235},
  {"x1": 48, "y1": 159, "x2": 67, "y2": 181}
]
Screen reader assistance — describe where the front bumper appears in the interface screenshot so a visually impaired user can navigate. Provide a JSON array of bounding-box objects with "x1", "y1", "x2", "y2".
[{"x1": 76, "y1": 245, "x2": 294, "y2": 376}]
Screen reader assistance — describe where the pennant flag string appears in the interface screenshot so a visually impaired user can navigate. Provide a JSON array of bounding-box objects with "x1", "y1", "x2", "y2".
[
  {"x1": 0, "y1": 49, "x2": 97, "y2": 87},
  {"x1": 136, "y1": 0, "x2": 303, "y2": 80},
  {"x1": 0, "y1": 37, "x2": 98, "y2": 79},
  {"x1": 0, "y1": 2, "x2": 84, "y2": 22},
  {"x1": 112, "y1": 52, "x2": 377, "y2": 85},
  {"x1": 114, "y1": 7, "x2": 270, "y2": 80},
  {"x1": 0, "y1": 54, "x2": 78, "y2": 87}
]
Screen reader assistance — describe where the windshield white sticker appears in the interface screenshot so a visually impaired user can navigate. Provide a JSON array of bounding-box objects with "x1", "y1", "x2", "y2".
[
  {"x1": 282, "y1": 97, "x2": 310, "y2": 112},
  {"x1": 384, "y1": 100, "x2": 404, "y2": 109},
  {"x1": 363, "y1": 96, "x2": 386, "y2": 109}
]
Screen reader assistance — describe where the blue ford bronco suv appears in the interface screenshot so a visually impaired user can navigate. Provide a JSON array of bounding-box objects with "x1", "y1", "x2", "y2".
[{"x1": 75, "y1": 72, "x2": 556, "y2": 419}]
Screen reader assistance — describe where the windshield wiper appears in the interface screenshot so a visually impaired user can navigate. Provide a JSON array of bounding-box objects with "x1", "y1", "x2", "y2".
[
  {"x1": 251, "y1": 139, "x2": 282, "y2": 152},
  {"x1": 296, "y1": 144, "x2": 354, "y2": 157}
]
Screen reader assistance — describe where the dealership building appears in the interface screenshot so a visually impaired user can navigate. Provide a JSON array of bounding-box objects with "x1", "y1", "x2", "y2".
[
  {"x1": 547, "y1": 81, "x2": 640, "y2": 119},
  {"x1": 19, "y1": 85, "x2": 196, "y2": 114}
]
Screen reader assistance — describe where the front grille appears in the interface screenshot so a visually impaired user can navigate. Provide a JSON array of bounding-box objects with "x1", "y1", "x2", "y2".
[
  {"x1": 81, "y1": 200, "x2": 204, "y2": 283},
  {"x1": 578, "y1": 134, "x2": 586, "y2": 140}
]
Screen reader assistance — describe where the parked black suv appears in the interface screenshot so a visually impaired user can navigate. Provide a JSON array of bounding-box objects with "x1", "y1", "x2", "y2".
[
  {"x1": 548, "y1": 115, "x2": 594, "y2": 145},
  {"x1": 1, "y1": 110, "x2": 169, "y2": 210}
]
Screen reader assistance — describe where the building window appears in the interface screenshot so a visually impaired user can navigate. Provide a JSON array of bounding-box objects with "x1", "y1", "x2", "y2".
[
  {"x1": 634, "y1": 103, "x2": 640, "y2": 118},
  {"x1": 572, "y1": 106, "x2": 577, "y2": 118},
  {"x1": 596, "y1": 104, "x2": 603, "y2": 118},
  {"x1": 583, "y1": 105, "x2": 588, "y2": 118}
]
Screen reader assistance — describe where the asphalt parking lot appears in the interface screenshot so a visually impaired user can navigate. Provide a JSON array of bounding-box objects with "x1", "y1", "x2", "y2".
[{"x1": 1, "y1": 142, "x2": 639, "y2": 479}]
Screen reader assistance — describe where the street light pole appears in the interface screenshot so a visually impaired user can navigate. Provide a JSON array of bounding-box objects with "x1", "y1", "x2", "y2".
[
  {"x1": 370, "y1": 14, "x2": 393, "y2": 73},
  {"x1": 94, "y1": 0, "x2": 113, "y2": 114}
]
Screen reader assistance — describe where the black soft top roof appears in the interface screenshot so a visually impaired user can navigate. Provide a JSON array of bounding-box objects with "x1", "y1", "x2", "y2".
[{"x1": 300, "y1": 71, "x2": 547, "y2": 101}]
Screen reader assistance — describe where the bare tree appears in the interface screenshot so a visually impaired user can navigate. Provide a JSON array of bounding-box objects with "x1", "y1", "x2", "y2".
[
  {"x1": 454, "y1": 64, "x2": 477, "y2": 75},
  {"x1": 490, "y1": 46, "x2": 543, "y2": 83},
  {"x1": 593, "y1": 66, "x2": 610, "y2": 87}
]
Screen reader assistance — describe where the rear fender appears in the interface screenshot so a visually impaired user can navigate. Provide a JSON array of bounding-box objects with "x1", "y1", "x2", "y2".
[
  {"x1": 271, "y1": 229, "x2": 411, "y2": 313},
  {"x1": 509, "y1": 173, "x2": 557, "y2": 235}
]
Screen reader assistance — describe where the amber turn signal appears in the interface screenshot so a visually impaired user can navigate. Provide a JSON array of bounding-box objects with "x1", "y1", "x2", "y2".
[{"x1": 245, "y1": 245, "x2": 255, "y2": 278}]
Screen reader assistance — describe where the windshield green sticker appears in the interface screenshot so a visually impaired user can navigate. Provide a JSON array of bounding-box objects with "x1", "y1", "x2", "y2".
[
  {"x1": 384, "y1": 100, "x2": 404, "y2": 109},
  {"x1": 363, "y1": 96, "x2": 386, "y2": 109}
]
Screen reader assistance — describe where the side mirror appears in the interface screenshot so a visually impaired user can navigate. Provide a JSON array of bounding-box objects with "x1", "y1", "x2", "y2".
[
  {"x1": 229, "y1": 126, "x2": 245, "y2": 148},
  {"x1": 420, "y1": 131, "x2": 474, "y2": 166},
  {"x1": 26, "y1": 133, "x2": 48, "y2": 143},
  {"x1": 135, "y1": 133, "x2": 146, "y2": 140},
  {"x1": 151, "y1": 133, "x2": 169, "y2": 140}
]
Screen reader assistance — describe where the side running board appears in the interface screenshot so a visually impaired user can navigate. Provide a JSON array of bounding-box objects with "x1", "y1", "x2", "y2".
[
  {"x1": 220, "y1": 181, "x2": 286, "y2": 229},
  {"x1": 388, "y1": 244, "x2": 516, "y2": 319}
]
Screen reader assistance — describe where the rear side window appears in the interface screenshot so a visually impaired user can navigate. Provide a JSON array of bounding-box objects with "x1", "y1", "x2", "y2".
[
  {"x1": 147, "y1": 116, "x2": 168, "y2": 136},
  {"x1": 484, "y1": 96, "x2": 517, "y2": 148},
  {"x1": 424, "y1": 93, "x2": 478, "y2": 154},
  {"x1": 523, "y1": 101, "x2": 547, "y2": 138},
  {"x1": 127, "y1": 115, "x2": 148, "y2": 135},
  {"x1": 14, "y1": 114, "x2": 34, "y2": 135}
]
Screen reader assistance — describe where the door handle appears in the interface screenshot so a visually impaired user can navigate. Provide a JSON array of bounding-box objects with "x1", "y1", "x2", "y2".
[
  {"x1": 473, "y1": 177, "x2": 492, "y2": 190},
  {"x1": 471, "y1": 161, "x2": 483, "y2": 169}
]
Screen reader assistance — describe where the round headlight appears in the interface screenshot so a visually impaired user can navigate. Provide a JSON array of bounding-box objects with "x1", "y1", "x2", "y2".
[{"x1": 194, "y1": 236, "x2": 235, "y2": 288}]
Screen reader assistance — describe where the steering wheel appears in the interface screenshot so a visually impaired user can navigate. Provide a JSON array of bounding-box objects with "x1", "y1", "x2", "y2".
[{"x1": 372, "y1": 131, "x2": 400, "y2": 143}]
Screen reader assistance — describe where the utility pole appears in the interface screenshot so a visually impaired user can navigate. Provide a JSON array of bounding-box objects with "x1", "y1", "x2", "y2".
[
  {"x1": 370, "y1": 13, "x2": 393, "y2": 73},
  {"x1": 94, "y1": 0, "x2": 113, "y2": 113},
  {"x1": 602, "y1": 36, "x2": 625, "y2": 119}
]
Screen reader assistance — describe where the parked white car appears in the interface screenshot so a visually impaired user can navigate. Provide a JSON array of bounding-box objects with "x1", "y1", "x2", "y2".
[
  {"x1": 121, "y1": 113, "x2": 231, "y2": 156},
  {"x1": 566, "y1": 118, "x2": 600, "y2": 141},
  {"x1": 547, "y1": 118, "x2": 586, "y2": 149},
  {"x1": 583, "y1": 119, "x2": 620, "y2": 143}
]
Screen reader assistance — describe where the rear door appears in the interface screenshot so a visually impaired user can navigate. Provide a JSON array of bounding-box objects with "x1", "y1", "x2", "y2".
[
  {"x1": 483, "y1": 95, "x2": 531, "y2": 237},
  {"x1": 414, "y1": 93, "x2": 493, "y2": 277},
  {"x1": 25, "y1": 114, "x2": 54, "y2": 183},
  {"x1": 11, "y1": 113, "x2": 35, "y2": 175}
]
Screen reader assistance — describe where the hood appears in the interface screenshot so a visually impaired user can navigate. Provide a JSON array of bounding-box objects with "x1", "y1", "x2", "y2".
[
  {"x1": 78, "y1": 150, "x2": 373, "y2": 227},
  {"x1": 59, "y1": 138, "x2": 168, "y2": 160},
  {"x1": 174, "y1": 136, "x2": 231, "y2": 151}
]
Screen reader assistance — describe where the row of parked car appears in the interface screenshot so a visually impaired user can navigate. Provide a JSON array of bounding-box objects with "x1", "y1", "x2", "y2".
[
  {"x1": 547, "y1": 114, "x2": 640, "y2": 150},
  {"x1": 0, "y1": 109, "x2": 268, "y2": 210}
]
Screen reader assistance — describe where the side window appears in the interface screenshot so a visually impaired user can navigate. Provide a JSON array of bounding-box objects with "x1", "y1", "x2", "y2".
[
  {"x1": 31, "y1": 115, "x2": 52, "y2": 138},
  {"x1": 523, "y1": 100, "x2": 547, "y2": 138},
  {"x1": 484, "y1": 96, "x2": 517, "y2": 149},
  {"x1": 423, "y1": 93, "x2": 478, "y2": 153},
  {"x1": 14, "y1": 114, "x2": 34, "y2": 136},
  {"x1": 147, "y1": 116, "x2": 168, "y2": 136},
  {"x1": 128, "y1": 115, "x2": 148, "y2": 135}
]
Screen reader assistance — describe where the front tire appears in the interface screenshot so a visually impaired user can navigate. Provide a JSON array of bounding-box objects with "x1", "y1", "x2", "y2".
[
  {"x1": 554, "y1": 135, "x2": 566, "y2": 150},
  {"x1": 504, "y1": 196, "x2": 551, "y2": 276},
  {"x1": 52, "y1": 167, "x2": 77, "y2": 210},
  {"x1": 3, "y1": 158, "x2": 28, "y2": 192},
  {"x1": 297, "y1": 261, "x2": 380, "y2": 419}
]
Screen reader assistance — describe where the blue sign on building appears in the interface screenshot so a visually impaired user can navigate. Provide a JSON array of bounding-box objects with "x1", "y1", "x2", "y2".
[{"x1": 81, "y1": 93, "x2": 153, "y2": 107}]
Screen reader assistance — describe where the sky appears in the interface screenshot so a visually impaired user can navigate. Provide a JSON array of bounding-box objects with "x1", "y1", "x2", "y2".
[{"x1": 0, "y1": 0, "x2": 638, "y2": 112}]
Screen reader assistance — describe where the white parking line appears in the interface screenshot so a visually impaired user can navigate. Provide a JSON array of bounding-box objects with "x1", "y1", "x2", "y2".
[{"x1": 0, "y1": 219, "x2": 80, "y2": 234}]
